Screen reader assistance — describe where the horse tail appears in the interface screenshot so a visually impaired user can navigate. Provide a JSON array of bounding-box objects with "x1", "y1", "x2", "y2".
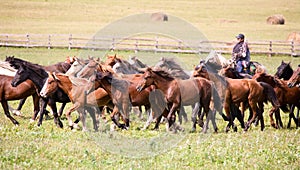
[
  {"x1": 211, "y1": 82, "x2": 228, "y2": 121},
  {"x1": 260, "y1": 82, "x2": 280, "y2": 108}
]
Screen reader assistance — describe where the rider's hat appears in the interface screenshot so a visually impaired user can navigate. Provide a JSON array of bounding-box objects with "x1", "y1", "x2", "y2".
[{"x1": 236, "y1": 33, "x2": 245, "y2": 39}]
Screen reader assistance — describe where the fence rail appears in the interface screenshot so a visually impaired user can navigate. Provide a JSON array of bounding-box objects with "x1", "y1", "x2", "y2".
[{"x1": 0, "y1": 33, "x2": 299, "y2": 56}]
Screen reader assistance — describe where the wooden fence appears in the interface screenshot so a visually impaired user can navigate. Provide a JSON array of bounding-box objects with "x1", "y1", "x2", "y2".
[{"x1": 0, "y1": 33, "x2": 299, "y2": 57}]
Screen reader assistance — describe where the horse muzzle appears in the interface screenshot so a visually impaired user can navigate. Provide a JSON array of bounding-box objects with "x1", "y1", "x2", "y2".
[{"x1": 11, "y1": 81, "x2": 18, "y2": 87}]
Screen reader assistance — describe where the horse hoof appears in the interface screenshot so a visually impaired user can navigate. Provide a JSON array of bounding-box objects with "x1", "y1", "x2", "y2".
[
  {"x1": 225, "y1": 127, "x2": 230, "y2": 133},
  {"x1": 29, "y1": 119, "x2": 35, "y2": 124},
  {"x1": 190, "y1": 128, "x2": 196, "y2": 133},
  {"x1": 152, "y1": 127, "x2": 159, "y2": 131},
  {"x1": 233, "y1": 126, "x2": 238, "y2": 132},
  {"x1": 13, "y1": 110, "x2": 22, "y2": 116}
]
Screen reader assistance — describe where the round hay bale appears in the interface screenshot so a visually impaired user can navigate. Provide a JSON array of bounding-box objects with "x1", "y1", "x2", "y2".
[
  {"x1": 150, "y1": 12, "x2": 168, "y2": 21},
  {"x1": 287, "y1": 32, "x2": 300, "y2": 43},
  {"x1": 266, "y1": 14, "x2": 285, "y2": 25}
]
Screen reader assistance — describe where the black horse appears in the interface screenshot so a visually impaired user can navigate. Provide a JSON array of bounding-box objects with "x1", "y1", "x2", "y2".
[{"x1": 5, "y1": 56, "x2": 73, "y2": 117}]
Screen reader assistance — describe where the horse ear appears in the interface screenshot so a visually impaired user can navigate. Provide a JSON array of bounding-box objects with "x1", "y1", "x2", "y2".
[{"x1": 52, "y1": 72, "x2": 60, "y2": 81}]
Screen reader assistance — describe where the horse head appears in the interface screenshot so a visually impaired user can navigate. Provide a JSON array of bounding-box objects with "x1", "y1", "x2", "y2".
[{"x1": 275, "y1": 60, "x2": 292, "y2": 80}]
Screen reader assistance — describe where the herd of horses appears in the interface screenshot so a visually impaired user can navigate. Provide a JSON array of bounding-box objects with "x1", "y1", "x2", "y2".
[{"x1": 1, "y1": 54, "x2": 300, "y2": 133}]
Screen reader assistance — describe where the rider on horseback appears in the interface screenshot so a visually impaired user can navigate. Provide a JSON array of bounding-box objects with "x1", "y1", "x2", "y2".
[{"x1": 232, "y1": 33, "x2": 250, "y2": 73}]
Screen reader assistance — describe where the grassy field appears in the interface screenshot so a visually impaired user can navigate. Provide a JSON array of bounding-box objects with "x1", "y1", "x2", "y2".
[{"x1": 0, "y1": 0, "x2": 300, "y2": 169}]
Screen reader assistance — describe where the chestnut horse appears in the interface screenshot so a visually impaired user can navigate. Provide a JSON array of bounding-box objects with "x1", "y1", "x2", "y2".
[
  {"x1": 287, "y1": 64, "x2": 300, "y2": 88},
  {"x1": 40, "y1": 72, "x2": 112, "y2": 131},
  {"x1": 136, "y1": 67, "x2": 214, "y2": 132},
  {"x1": 253, "y1": 72, "x2": 300, "y2": 128}
]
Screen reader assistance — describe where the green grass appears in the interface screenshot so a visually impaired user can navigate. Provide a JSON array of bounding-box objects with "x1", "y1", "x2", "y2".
[{"x1": 0, "y1": 0, "x2": 300, "y2": 169}]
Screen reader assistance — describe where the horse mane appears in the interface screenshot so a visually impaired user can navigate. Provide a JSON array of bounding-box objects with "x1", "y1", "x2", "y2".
[
  {"x1": 21, "y1": 62, "x2": 48, "y2": 78},
  {"x1": 97, "y1": 72, "x2": 130, "y2": 92},
  {"x1": 158, "y1": 57, "x2": 183, "y2": 71},
  {"x1": 155, "y1": 57, "x2": 190, "y2": 79},
  {"x1": 152, "y1": 67, "x2": 175, "y2": 81}
]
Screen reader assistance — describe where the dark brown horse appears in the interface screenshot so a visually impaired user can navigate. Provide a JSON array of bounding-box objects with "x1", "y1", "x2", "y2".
[
  {"x1": 287, "y1": 64, "x2": 300, "y2": 88},
  {"x1": 0, "y1": 74, "x2": 40, "y2": 125},
  {"x1": 253, "y1": 72, "x2": 300, "y2": 128}
]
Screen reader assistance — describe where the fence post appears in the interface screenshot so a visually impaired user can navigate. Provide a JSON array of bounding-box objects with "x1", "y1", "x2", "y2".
[
  {"x1": 135, "y1": 39, "x2": 138, "y2": 53},
  {"x1": 155, "y1": 36, "x2": 158, "y2": 53},
  {"x1": 111, "y1": 38, "x2": 115, "y2": 52},
  {"x1": 268, "y1": 40, "x2": 272, "y2": 57},
  {"x1": 48, "y1": 34, "x2": 51, "y2": 49},
  {"x1": 178, "y1": 40, "x2": 182, "y2": 50},
  {"x1": 26, "y1": 34, "x2": 30, "y2": 48},
  {"x1": 291, "y1": 41, "x2": 295, "y2": 57},
  {"x1": 68, "y1": 34, "x2": 72, "y2": 50},
  {"x1": 5, "y1": 34, "x2": 8, "y2": 47}
]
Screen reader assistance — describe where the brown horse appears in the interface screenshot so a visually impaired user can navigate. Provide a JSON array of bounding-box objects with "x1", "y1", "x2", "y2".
[
  {"x1": 0, "y1": 75, "x2": 40, "y2": 125},
  {"x1": 40, "y1": 72, "x2": 112, "y2": 131},
  {"x1": 287, "y1": 64, "x2": 300, "y2": 88},
  {"x1": 136, "y1": 67, "x2": 214, "y2": 132},
  {"x1": 193, "y1": 63, "x2": 245, "y2": 131},
  {"x1": 253, "y1": 72, "x2": 300, "y2": 128},
  {"x1": 224, "y1": 77, "x2": 279, "y2": 131}
]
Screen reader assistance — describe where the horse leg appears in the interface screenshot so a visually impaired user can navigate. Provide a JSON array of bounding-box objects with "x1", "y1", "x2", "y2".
[
  {"x1": 166, "y1": 104, "x2": 179, "y2": 129},
  {"x1": 86, "y1": 106, "x2": 98, "y2": 131},
  {"x1": 210, "y1": 109, "x2": 218, "y2": 133},
  {"x1": 244, "y1": 100, "x2": 259, "y2": 131},
  {"x1": 258, "y1": 102, "x2": 265, "y2": 131},
  {"x1": 198, "y1": 107, "x2": 204, "y2": 128},
  {"x1": 77, "y1": 107, "x2": 87, "y2": 131},
  {"x1": 32, "y1": 94, "x2": 41, "y2": 124},
  {"x1": 179, "y1": 106, "x2": 188, "y2": 124},
  {"x1": 37, "y1": 98, "x2": 48, "y2": 127},
  {"x1": 177, "y1": 107, "x2": 183, "y2": 125},
  {"x1": 153, "y1": 114, "x2": 163, "y2": 130},
  {"x1": 296, "y1": 107, "x2": 300, "y2": 129},
  {"x1": 65, "y1": 103, "x2": 80, "y2": 129},
  {"x1": 224, "y1": 102, "x2": 233, "y2": 132},
  {"x1": 275, "y1": 109, "x2": 283, "y2": 129},
  {"x1": 58, "y1": 102, "x2": 67, "y2": 117},
  {"x1": 110, "y1": 107, "x2": 127, "y2": 130},
  {"x1": 229, "y1": 103, "x2": 241, "y2": 131},
  {"x1": 191, "y1": 102, "x2": 200, "y2": 132},
  {"x1": 42, "y1": 98, "x2": 63, "y2": 128},
  {"x1": 13, "y1": 98, "x2": 27, "y2": 116},
  {"x1": 1, "y1": 101, "x2": 19, "y2": 125},
  {"x1": 142, "y1": 110, "x2": 153, "y2": 130},
  {"x1": 288, "y1": 104, "x2": 297, "y2": 128}
]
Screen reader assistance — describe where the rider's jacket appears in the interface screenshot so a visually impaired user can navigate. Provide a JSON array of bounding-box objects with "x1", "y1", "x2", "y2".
[{"x1": 232, "y1": 41, "x2": 250, "y2": 62}]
